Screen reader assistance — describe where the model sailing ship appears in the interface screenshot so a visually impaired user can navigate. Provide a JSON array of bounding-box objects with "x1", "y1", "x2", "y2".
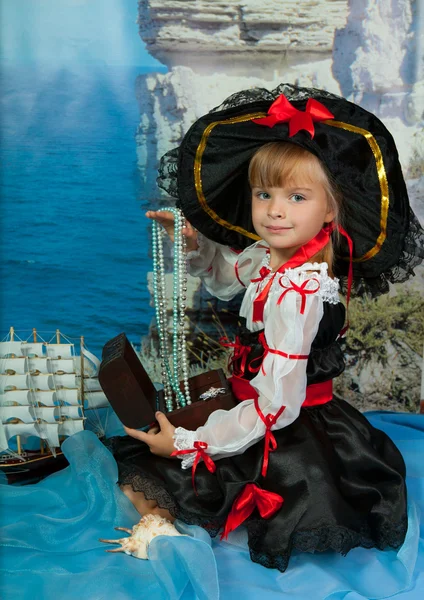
[{"x1": 0, "y1": 327, "x2": 110, "y2": 482}]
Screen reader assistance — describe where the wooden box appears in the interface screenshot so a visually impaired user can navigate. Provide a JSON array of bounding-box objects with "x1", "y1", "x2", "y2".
[{"x1": 98, "y1": 333, "x2": 237, "y2": 430}]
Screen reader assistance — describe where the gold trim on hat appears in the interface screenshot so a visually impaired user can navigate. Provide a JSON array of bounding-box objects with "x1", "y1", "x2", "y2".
[
  {"x1": 194, "y1": 116, "x2": 389, "y2": 261},
  {"x1": 324, "y1": 120, "x2": 389, "y2": 262},
  {"x1": 194, "y1": 113, "x2": 265, "y2": 241}
]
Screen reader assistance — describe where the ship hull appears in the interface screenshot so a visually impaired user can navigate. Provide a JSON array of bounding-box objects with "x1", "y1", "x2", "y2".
[{"x1": 0, "y1": 450, "x2": 69, "y2": 485}]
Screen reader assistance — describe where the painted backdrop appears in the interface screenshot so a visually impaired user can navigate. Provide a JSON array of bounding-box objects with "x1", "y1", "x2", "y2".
[{"x1": 1, "y1": 0, "x2": 423, "y2": 411}]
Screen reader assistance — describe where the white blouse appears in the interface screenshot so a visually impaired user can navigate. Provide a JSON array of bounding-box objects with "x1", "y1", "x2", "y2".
[{"x1": 173, "y1": 234, "x2": 340, "y2": 469}]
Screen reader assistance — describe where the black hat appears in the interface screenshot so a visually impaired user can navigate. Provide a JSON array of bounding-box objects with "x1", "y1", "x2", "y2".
[{"x1": 158, "y1": 84, "x2": 424, "y2": 296}]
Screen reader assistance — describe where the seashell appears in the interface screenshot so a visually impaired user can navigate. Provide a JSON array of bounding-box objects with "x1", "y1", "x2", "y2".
[{"x1": 99, "y1": 513, "x2": 186, "y2": 559}]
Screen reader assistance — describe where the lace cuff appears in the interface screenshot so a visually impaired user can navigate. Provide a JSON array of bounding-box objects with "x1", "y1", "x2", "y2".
[
  {"x1": 173, "y1": 427, "x2": 199, "y2": 469},
  {"x1": 185, "y1": 231, "x2": 206, "y2": 262}
]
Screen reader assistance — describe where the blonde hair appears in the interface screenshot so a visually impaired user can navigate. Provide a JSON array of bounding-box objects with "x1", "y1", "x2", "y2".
[{"x1": 248, "y1": 142, "x2": 344, "y2": 277}]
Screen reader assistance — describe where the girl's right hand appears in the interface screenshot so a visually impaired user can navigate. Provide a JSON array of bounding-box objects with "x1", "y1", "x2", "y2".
[{"x1": 146, "y1": 210, "x2": 199, "y2": 253}]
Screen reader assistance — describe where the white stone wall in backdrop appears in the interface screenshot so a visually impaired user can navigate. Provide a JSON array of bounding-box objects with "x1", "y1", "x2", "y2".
[
  {"x1": 137, "y1": 0, "x2": 424, "y2": 411},
  {"x1": 136, "y1": 0, "x2": 423, "y2": 202}
]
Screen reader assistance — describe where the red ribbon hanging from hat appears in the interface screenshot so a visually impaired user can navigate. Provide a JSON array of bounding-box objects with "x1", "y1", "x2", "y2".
[
  {"x1": 336, "y1": 224, "x2": 354, "y2": 338},
  {"x1": 221, "y1": 483, "x2": 284, "y2": 540},
  {"x1": 171, "y1": 441, "x2": 216, "y2": 495},
  {"x1": 252, "y1": 94, "x2": 335, "y2": 138}
]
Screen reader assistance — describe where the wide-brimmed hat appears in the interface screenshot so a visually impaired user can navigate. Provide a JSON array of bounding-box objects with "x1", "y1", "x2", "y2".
[{"x1": 158, "y1": 84, "x2": 424, "y2": 296}]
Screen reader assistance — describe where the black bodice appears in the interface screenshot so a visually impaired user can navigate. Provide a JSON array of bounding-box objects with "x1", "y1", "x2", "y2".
[{"x1": 234, "y1": 301, "x2": 346, "y2": 385}]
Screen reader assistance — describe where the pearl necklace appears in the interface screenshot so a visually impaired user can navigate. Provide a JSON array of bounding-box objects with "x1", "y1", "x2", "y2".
[{"x1": 152, "y1": 208, "x2": 191, "y2": 411}]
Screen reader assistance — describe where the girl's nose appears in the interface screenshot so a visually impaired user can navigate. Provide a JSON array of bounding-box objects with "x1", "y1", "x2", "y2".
[{"x1": 268, "y1": 202, "x2": 285, "y2": 218}]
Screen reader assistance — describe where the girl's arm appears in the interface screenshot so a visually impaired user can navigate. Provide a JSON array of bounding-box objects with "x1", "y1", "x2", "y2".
[
  {"x1": 146, "y1": 210, "x2": 260, "y2": 301},
  {"x1": 185, "y1": 233, "x2": 253, "y2": 301},
  {"x1": 173, "y1": 269, "x2": 328, "y2": 468}
]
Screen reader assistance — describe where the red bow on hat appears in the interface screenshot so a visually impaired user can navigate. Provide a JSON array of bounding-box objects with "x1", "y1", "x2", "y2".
[{"x1": 252, "y1": 94, "x2": 334, "y2": 138}]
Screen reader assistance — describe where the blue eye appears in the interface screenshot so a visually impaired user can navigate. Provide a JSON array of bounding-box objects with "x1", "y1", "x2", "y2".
[
  {"x1": 257, "y1": 191, "x2": 271, "y2": 200},
  {"x1": 291, "y1": 194, "x2": 305, "y2": 203}
]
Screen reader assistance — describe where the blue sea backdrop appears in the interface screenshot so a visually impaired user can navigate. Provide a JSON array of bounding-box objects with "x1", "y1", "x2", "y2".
[{"x1": 0, "y1": 65, "x2": 162, "y2": 358}]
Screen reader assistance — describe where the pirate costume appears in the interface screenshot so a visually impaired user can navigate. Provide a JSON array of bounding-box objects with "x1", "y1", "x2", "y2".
[{"x1": 107, "y1": 84, "x2": 424, "y2": 572}]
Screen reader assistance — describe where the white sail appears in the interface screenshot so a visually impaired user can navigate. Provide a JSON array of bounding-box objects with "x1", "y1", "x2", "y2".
[
  {"x1": 0, "y1": 374, "x2": 28, "y2": 393},
  {"x1": 82, "y1": 347, "x2": 101, "y2": 375},
  {"x1": 28, "y1": 358, "x2": 50, "y2": 374},
  {"x1": 34, "y1": 422, "x2": 60, "y2": 448},
  {"x1": 0, "y1": 391, "x2": 29, "y2": 406},
  {"x1": 82, "y1": 377, "x2": 102, "y2": 392},
  {"x1": 74, "y1": 358, "x2": 97, "y2": 377},
  {"x1": 55, "y1": 388, "x2": 79, "y2": 405},
  {"x1": 0, "y1": 421, "x2": 9, "y2": 452},
  {"x1": 58, "y1": 419, "x2": 84, "y2": 437},
  {"x1": 49, "y1": 359, "x2": 75, "y2": 374},
  {"x1": 0, "y1": 341, "x2": 25, "y2": 358},
  {"x1": 51, "y1": 373, "x2": 77, "y2": 388},
  {"x1": 31, "y1": 406, "x2": 81, "y2": 422},
  {"x1": 0, "y1": 405, "x2": 35, "y2": 423},
  {"x1": 0, "y1": 358, "x2": 27, "y2": 375},
  {"x1": 20, "y1": 342, "x2": 45, "y2": 357},
  {"x1": 84, "y1": 390, "x2": 109, "y2": 410},
  {"x1": 46, "y1": 344, "x2": 74, "y2": 359},
  {"x1": 28, "y1": 390, "x2": 56, "y2": 406},
  {"x1": 56, "y1": 406, "x2": 82, "y2": 420},
  {"x1": 28, "y1": 373, "x2": 52, "y2": 391},
  {"x1": 31, "y1": 407, "x2": 58, "y2": 423},
  {"x1": 4, "y1": 422, "x2": 60, "y2": 448}
]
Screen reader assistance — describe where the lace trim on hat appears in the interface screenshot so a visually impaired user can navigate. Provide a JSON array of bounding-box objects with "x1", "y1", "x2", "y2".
[{"x1": 173, "y1": 427, "x2": 198, "y2": 469}]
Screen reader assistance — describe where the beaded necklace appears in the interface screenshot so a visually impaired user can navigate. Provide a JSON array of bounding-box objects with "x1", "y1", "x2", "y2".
[{"x1": 152, "y1": 208, "x2": 191, "y2": 411}]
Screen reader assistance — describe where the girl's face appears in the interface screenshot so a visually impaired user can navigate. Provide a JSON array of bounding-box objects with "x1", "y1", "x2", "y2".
[{"x1": 251, "y1": 180, "x2": 335, "y2": 267}]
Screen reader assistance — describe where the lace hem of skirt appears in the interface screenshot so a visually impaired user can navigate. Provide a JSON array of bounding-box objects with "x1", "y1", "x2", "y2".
[
  {"x1": 118, "y1": 467, "x2": 408, "y2": 572},
  {"x1": 118, "y1": 468, "x2": 225, "y2": 537},
  {"x1": 249, "y1": 515, "x2": 408, "y2": 572}
]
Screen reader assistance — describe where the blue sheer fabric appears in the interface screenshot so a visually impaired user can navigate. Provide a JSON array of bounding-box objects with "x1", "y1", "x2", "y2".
[{"x1": 1, "y1": 411, "x2": 423, "y2": 600}]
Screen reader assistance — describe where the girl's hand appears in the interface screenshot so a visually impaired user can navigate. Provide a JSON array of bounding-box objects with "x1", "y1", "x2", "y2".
[
  {"x1": 146, "y1": 210, "x2": 199, "y2": 252},
  {"x1": 124, "y1": 412, "x2": 176, "y2": 458}
]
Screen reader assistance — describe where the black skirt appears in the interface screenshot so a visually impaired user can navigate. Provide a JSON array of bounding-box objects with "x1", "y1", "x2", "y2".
[
  {"x1": 105, "y1": 303, "x2": 407, "y2": 571},
  {"x1": 105, "y1": 396, "x2": 407, "y2": 572}
]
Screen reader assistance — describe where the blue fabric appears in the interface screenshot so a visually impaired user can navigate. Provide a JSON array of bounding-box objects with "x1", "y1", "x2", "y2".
[{"x1": 1, "y1": 411, "x2": 423, "y2": 600}]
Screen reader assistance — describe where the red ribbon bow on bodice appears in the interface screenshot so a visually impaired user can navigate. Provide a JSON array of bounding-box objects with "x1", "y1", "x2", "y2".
[
  {"x1": 277, "y1": 276, "x2": 320, "y2": 314},
  {"x1": 221, "y1": 483, "x2": 284, "y2": 540},
  {"x1": 250, "y1": 225, "x2": 333, "y2": 323},
  {"x1": 252, "y1": 94, "x2": 335, "y2": 138},
  {"x1": 171, "y1": 441, "x2": 216, "y2": 495}
]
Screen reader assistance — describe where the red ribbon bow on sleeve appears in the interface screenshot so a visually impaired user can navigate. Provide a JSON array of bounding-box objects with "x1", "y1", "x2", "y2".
[
  {"x1": 221, "y1": 483, "x2": 284, "y2": 540},
  {"x1": 252, "y1": 94, "x2": 335, "y2": 138},
  {"x1": 254, "y1": 395, "x2": 287, "y2": 477},
  {"x1": 220, "y1": 336, "x2": 251, "y2": 377},
  {"x1": 171, "y1": 441, "x2": 216, "y2": 495}
]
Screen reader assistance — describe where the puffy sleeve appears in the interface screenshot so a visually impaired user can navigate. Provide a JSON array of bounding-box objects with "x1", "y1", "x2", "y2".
[
  {"x1": 186, "y1": 233, "x2": 264, "y2": 301},
  {"x1": 173, "y1": 269, "x2": 327, "y2": 468}
]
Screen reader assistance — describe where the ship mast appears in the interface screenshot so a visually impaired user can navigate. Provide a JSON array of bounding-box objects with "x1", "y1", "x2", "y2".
[
  {"x1": 80, "y1": 336, "x2": 85, "y2": 415},
  {"x1": 32, "y1": 328, "x2": 45, "y2": 456},
  {"x1": 9, "y1": 327, "x2": 22, "y2": 455}
]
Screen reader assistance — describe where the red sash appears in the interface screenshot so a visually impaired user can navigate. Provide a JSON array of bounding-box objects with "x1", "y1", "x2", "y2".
[{"x1": 229, "y1": 374, "x2": 333, "y2": 407}]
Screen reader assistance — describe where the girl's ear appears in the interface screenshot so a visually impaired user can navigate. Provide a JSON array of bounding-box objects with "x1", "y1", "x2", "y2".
[{"x1": 324, "y1": 209, "x2": 336, "y2": 224}]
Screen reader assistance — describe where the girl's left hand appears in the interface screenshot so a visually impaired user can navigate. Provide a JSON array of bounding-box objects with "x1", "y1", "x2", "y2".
[{"x1": 124, "y1": 412, "x2": 176, "y2": 458}]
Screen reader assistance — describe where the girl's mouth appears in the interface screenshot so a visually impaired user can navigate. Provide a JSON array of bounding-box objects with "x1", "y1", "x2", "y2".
[{"x1": 265, "y1": 226, "x2": 293, "y2": 232}]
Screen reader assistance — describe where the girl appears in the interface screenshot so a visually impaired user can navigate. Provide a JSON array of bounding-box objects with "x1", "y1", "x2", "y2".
[{"x1": 105, "y1": 84, "x2": 424, "y2": 572}]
